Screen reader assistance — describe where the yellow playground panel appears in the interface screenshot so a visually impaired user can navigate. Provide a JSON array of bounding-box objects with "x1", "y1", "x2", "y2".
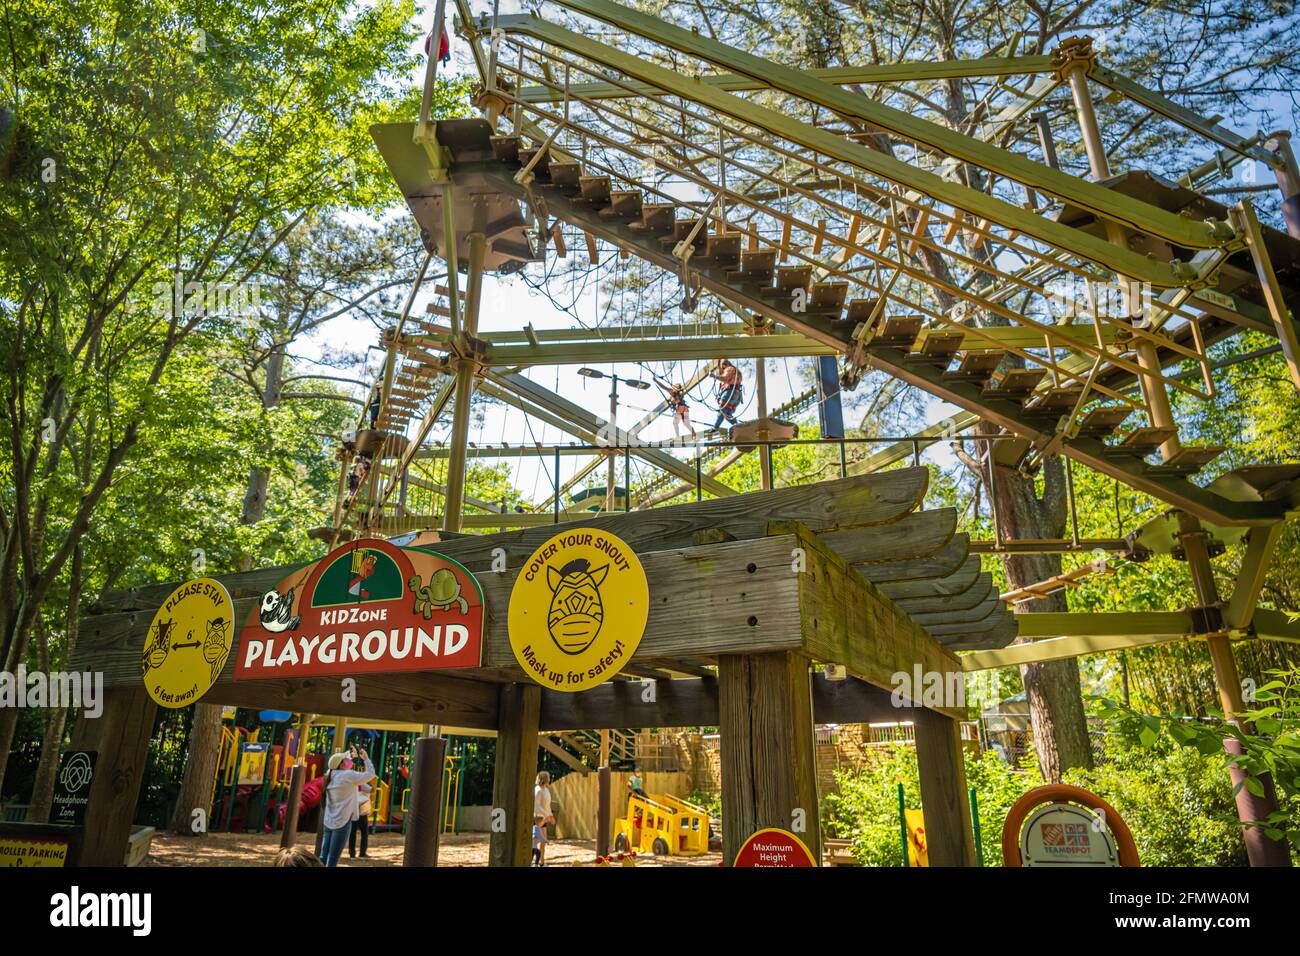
[{"x1": 613, "y1": 793, "x2": 710, "y2": 856}]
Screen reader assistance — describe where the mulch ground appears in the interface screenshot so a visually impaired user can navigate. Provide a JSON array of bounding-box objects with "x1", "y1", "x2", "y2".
[{"x1": 142, "y1": 830, "x2": 722, "y2": 867}]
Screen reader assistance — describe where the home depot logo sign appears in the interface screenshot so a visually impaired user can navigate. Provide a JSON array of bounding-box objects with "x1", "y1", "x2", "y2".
[{"x1": 234, "y1": 539, "x2": 484, "y2": 680}]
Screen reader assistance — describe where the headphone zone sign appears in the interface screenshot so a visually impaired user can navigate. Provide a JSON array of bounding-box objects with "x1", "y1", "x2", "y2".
[
  {"x1": 508, "y1": 527, "x2": 648, "y2": 692},
  {"x1": 235, "y1": 538, "x2": 484, "y2": 680}
]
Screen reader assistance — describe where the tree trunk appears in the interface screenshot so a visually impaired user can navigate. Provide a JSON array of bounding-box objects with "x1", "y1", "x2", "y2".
[
  {"x1": 170, "y1": 341, "x2": 285, "y2": 832},
  {"x1": 29, "y1": 544, "x2": 84, "y2": 822},
  {"x1": 168, "y1": 703, "x2": 226, "y2": 835},
  {"x1": 982, "y1": 433, "x2": 1094, "y2": 781}
]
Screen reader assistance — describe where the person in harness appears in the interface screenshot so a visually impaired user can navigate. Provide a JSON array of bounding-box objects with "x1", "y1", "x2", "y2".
[
  {"x1": 711, "y1": 359, "x2": 743, "y2": 430},
  {"x1": 657, "y1": 381, "x2": 697, "y2": 440},
  {"x1": 424, "y1": 23, "x2": 451, "y2": 64}
]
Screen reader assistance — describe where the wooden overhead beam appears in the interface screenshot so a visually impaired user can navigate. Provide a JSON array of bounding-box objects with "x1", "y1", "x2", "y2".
[
  {"x1": 877, "y1": 555, "x2": 982, "y2": 601},
  {"x1": 537, "y1": 672, "x2": 908, "y2": 730},
  {"x1": 791, "y1": 525, "x2": 967, "y2": 719}
]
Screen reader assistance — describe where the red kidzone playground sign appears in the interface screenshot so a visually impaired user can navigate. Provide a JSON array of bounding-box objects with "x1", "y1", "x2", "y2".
[
  {"x1": 234, "y1": 538, "x2": 484, "y2": 680},
  {"x1": 733, "y1": 828, "x2": 817, "y2": 867}
]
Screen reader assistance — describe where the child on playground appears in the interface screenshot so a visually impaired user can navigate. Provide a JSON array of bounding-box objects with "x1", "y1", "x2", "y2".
[
  {"x1": 532, "y1": 815, "x2": 547, "y2": 866},
  {"x1": 533, "y1": 771, "x2": 555, "y2": 866},
  {"x1": 711, "y1": 359, "x2": 743, "y2": 430},
  {"x1": 658, "y1": 381, "x2": 697, "y2": 440}
]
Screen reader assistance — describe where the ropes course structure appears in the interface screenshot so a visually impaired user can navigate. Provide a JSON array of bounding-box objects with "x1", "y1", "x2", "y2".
[{"x1": 336, "y1": 2, "x2": 1300, "y2": 662}]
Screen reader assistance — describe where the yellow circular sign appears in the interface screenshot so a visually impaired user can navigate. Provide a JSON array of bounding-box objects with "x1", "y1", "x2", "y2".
[
  {"x1": 508, "y1": 527, "x2": 648, "y2": 692},
  {"x1": 141, "y1": 578, "x2": 234, "y2": 708}
]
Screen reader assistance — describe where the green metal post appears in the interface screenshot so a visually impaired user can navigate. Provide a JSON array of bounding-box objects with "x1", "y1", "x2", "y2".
[
  {"x1": 897, "y1": 782, "x2": 909, "y2": 867},
  {"x1": 553, "y1": 447, "x2": 561, "y2": 523},
  {"x1": 969, "y1": 786, "x2": 983, "y2": 866}
]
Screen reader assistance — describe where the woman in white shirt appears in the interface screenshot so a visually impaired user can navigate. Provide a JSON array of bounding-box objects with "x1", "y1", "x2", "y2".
[{"x1": 320, "y1": 748, "x2": 373, "y2": 867}]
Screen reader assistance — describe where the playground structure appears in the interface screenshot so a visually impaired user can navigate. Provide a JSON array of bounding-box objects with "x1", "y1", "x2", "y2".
[
  {"x1": 613, "y1": 792, "x2": 711, "y2": 857},
  {"x1": 204, "y1": 712, "x2": 468, "y2": 838},
  {"x1": 64, "y1": 0, "x2": 1300, "y2": 867}
]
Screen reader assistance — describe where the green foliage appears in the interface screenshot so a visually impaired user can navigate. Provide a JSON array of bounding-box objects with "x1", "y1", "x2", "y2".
[
  {"x1": 1066, "y1": 732, "x2": 1248, "y2": 866},
  {"x1": 821, "y1": 744, "x2": 1040, "y2": 866},
  {"x1": 1090, "y1": 664, "x2": 1300, "y2": 857}
]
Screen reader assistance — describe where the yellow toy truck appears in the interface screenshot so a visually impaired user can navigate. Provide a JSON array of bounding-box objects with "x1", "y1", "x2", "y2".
[{"x1": 613, "y1": 792, "x2": 711, "y2": 856}]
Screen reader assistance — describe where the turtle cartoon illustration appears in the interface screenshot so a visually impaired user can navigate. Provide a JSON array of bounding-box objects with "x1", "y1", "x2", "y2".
[
  {"x1": 141, "y1": 618, "x2": 174, "y2": 675},
  {"x1": 408, "y1": 568, "x2": 468, "y2": 618},
  {"x1": 545, "y1": 558, "x2": 609, "y2": 655}
]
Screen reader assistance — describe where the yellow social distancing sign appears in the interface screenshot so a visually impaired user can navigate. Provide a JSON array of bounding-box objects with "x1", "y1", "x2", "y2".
[
  {"x1": 508, "y1": 528, "x2": 648, "y2": 692},
  {"x1": 141, "y1": 578, "x2": 234, "y2": 708}
]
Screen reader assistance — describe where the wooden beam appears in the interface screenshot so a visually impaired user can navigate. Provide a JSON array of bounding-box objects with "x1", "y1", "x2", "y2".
[
  {"x1": 536, "y1": 673, "x2": 903, "y2": 730},
  {"x1": 804, "y1": 507, "x2": 956, "y2": 566},
  {"x1": 489, "y1": 683, "x2": 541, "y2": 867},
  {"x1": 877, "y1": 555, "x2": 981, "y2": 601},
  {"x1": 68, "y1": 685, "x2": 157, "y2": 866},
  {"x1": 719, "y1": 651, "x2": 820, "y2": 865},
  {"x1": 857, "y1": 532, "x2": 970, "y2": 584},
  {"x1": 914, "y1": 707, "x2": 977, "y2": 866},
  {"x1": 793, "y1": 525, "x2": 966, "y2": 719},
  {"x1": 538, "y1": 734, "x2": 592, "y2": 774},
  {"x1": 894, "y1": 572, "x2": 993, "y2": 615}
]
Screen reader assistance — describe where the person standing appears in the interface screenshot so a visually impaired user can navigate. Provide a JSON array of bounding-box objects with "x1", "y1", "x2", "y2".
[
  {"x1": 711, "y1": 360, "x2": 743, "y2": 430},
  {"x1": 533, "y1": 771, "x2": 555, "y2": 866},
  {"x1": 319, "y1": 748, "x2": 373, "y2": 867},
  {"x1": 349, "y1": 776, "x2": 374, "y2": 859}
]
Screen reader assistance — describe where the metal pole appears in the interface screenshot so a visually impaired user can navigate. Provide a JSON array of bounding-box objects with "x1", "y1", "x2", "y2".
[
  {"x1": 403, "y1": 735, "x2": 448, "y2": 867},
  {"x1": 1264, "y1": 130, "x2": 1300, "y2": 238},
  {"x1": 839, "y1": 439, "x2": 847, "y2": 478},
  {"x1": 280, "y1": 765, "x2": 306, "y2": 849},
  {"x1": 1065, "y1": 51, "x2": 1180, "y2": 462},
  {"x1": 1175, "y1": 512, "x2": 1290, "y2": 867},
  {"x1": 695, "y1": 454, "x2": 702, "y2": 501},
  {"x1": 607, "y1": 377, "x2": 618, "y2": 512},
  {"x1": 897, "y1": 782, "x2": 909, "y2": 867},
  {"x1": 553, "y1": 446, "x2": 561, "y2": 523},
  {"x1": 415, "y1": 0, "x2": 448, "y2": 140},
  {"x1": 596, "y1": 766, "x2": 612, "y2": 858},
  {"x1": 756, "y1": 358, "x2": 772, "y2": 490},
  {"x1": 968, "y1": 787, "x2": 983, "y2": 866},
  {"x1": 624, "y1": 447, "x2": 631, "y2": 512},
  {"x1": 442, "y1": 229, "x2": 485, "y2": 533}
]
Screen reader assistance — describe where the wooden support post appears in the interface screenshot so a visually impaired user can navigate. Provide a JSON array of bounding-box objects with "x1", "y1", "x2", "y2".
[
  {"x1": 489, "y1": 683, "x2": 542, "y2": 867},
  {"x1": 280, "y1": 764, "x2": 307, "y2": 849},
  {"x1": 68, "y1": 685, "x2": 156, "y2": 866},
  {"x1": 596, "y1": 766, "x2": 612, "y2": 858},
  {"x1": 403, "y1": 735, "x2": 447, "y2": 866},
  {"x1": 913, "y1": 707, "x2": 977, "y2": 866},
  {"x1": 718, "y1": 651, "x2": 820, "y2": 865}
]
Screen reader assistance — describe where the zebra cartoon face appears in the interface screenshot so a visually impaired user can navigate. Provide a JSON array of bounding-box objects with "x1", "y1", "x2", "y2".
[{"x1": 545, "y1": 558, "x2": 609, "y2": 655}]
